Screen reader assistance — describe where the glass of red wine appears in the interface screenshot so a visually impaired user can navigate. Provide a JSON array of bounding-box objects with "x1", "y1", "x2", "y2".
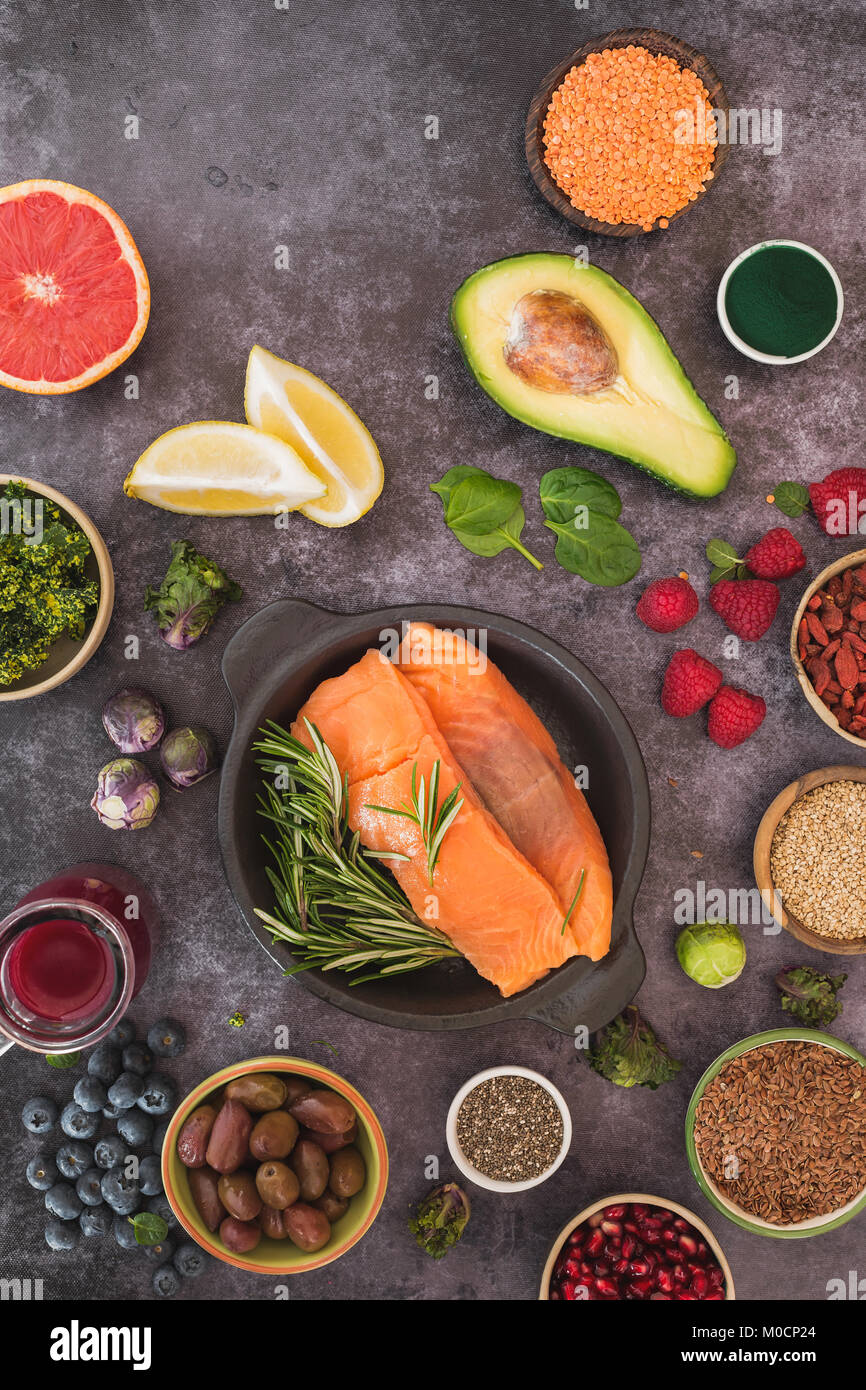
[{"x1": 0, "y1": 863, "x2": 157, "y2": 1058}]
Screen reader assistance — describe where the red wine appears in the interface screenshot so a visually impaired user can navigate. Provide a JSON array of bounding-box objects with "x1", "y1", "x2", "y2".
[{"x1": 7, "y1": 919, "x2": 114, "y2": 1022}]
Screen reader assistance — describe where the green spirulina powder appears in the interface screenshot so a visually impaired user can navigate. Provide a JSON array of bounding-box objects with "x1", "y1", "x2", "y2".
[{"x1": 724, "y1": 245, "x2": 838, "y2": 357}]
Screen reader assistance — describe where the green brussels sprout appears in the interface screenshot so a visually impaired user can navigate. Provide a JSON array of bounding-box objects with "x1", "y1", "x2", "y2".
[{"x1": 675, "y1": 921, "x2": 746, "y2": 989}]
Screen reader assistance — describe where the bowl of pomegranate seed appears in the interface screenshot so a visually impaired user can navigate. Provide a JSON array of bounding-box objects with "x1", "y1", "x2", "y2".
[{"x1": 539, "y1": 1194, "x2": 734, "y2": 1300}]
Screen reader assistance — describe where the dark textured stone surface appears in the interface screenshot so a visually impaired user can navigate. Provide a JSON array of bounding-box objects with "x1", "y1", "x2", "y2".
[{"x1": 0, "y1": 0, "x2": 863, "y2": 1302}]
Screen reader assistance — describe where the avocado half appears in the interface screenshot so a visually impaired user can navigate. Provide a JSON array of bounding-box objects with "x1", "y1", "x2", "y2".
[{"x1": 451, "y1": 254, "x2": 736, "y2": 498}]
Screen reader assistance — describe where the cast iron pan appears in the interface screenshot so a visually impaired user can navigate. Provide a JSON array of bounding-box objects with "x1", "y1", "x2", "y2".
[{"x1": 219, "y1": 600, "x2": 650, "y2": 1035}]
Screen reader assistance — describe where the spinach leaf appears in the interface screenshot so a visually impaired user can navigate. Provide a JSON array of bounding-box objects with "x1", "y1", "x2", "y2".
[
  {"x1": 430, "y1": 466, "x2": 543, "y2": 570},
  {"x1": 545, "y1": 513, "x2": 641, "y2": 586},
  {"x1": 539, "y1": 466, "x2": 622, "y2": 524}
]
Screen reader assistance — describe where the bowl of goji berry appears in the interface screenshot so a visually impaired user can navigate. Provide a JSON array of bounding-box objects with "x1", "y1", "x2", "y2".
[{"x1": 791, "y1": 549, "x2": 866, "y2": 746}]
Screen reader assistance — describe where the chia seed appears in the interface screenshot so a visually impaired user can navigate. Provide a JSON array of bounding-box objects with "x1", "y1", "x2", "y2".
[{"x1": 456, "y1": 1074, "x2": 564, "y2": 1183}]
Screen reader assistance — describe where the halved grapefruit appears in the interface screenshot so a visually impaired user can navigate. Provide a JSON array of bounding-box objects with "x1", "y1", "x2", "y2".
[{"x1": 0, "y1": 179, "x2": 150, "y2": 394}]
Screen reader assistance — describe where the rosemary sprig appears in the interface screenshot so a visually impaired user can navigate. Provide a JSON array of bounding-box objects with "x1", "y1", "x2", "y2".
[
  {"x1": 253, "y1": 719, "x2": 461, "y2": 984},
  {"x1": 366, "y1": 759, "x2": 464, "y2": 884}
]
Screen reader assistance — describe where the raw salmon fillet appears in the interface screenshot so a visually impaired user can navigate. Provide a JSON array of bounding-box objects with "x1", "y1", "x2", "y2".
[
  {"x1": 292, "y1": 649, "x2": 579, "y2": 996},
  {"x1": 396, "y1": 623, "x2": 613, "y2": 961}
]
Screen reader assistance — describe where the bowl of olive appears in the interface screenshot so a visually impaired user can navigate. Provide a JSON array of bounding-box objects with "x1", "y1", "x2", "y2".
[{"x1": 161, "y1": 1056, "x2": 388, "y2": 1273}]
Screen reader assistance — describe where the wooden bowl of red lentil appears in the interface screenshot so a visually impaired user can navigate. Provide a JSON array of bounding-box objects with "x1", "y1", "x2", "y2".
[
  {"x1": 525, "y1": 29, "x2": 730, "y2": 236},
  {"x1": 753, "y1": 765, "x2": 866, "y2": 955}
]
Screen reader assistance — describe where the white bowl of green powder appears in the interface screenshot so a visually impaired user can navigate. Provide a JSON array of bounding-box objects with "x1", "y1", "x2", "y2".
[
  {"x1": 446, "y1": 1065, "x2": 572, "y2": 1193},
  {"x1": 717, "y1": 239, "x2": 843, "y2": 365}
]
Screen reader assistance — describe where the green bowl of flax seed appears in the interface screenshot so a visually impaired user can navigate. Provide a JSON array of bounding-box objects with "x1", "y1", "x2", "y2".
[{"x1": 686, "y1": 1029, "x2": 866, "y2": 1238}]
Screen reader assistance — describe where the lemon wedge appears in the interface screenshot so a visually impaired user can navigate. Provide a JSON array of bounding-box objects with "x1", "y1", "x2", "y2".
[
  {"x1": 123, "y1": 421, "x2": 326, "y2": 515},
  {"x1": 244, "y1": 345, "x2": 384, "y2": 527}
]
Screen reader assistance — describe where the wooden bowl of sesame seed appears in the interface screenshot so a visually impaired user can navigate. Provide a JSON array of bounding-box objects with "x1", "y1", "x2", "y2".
[
  {"x1": 753, "y1": 766, "x2": 866, "y2": 955},
  {"x1": 525, "y1": 29, "x2": 730, "y2": 236}
]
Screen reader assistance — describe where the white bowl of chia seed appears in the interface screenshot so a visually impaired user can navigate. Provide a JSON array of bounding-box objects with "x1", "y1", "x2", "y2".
[{"x1": 446, "y1": 1064, "x2": 572, "y2": 1193}]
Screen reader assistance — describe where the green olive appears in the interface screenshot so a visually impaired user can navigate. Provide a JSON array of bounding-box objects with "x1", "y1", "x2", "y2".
[
  {"x1": 255, "y1": 1160, "x2": 300, "y2": 1211},
  {"x1": 250, "y1": 1110, "x2": 299, "y2": 1161},
  {"x1": 217, "y1": 1170, "x2": 262, "y2": 1222},
  {"x1": 328, "y1": 1146, "x2": 366, "y2": 1199},
  {"x1": 225, "y1": 1072, "x2": 287, "y2": 1112}
]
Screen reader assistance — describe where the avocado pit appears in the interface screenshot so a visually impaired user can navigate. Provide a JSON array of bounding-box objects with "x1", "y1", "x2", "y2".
[{"x1": 504, "y1": 289, "x2": 618, "y2": 395}]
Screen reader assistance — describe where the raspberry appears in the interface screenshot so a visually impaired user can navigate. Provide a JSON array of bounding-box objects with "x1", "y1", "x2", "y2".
[
  {"x1": 661, "y1": 649, "x2": 723, "y2": 717},
  {"x1": 743, "y1": 527, "x2": 806, "y2": 581},
  {"x1": 809, "y1": 468, "x2": 866, "y2": 536},
  {"x1": 636, "y1": 577, "x2": 699, "y2": 633},
  {"x1": 709, "y1": 579, "x2": 780, "y2": 641},
  {"x1": 707, "y1": 686, "x2": 766, "y2": 748}
]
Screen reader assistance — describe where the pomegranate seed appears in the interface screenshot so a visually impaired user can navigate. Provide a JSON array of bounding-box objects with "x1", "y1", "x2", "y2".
[
  {"x1": 677, "y1": 1292, "x2": 698, "y2": 1300},
  {"x1": 579, "y1": 1261, "x2": 593, "y2": 1277},
  {"x1": 650, "y1": 1292, "x2": 671, "y2": 1300},
  {"x1": 641, "y1": 1228, "x2": 663, "y2": 1245},
  {"x1": 585, "y1": 1229, "x2": 604, "y2": 1257},
  {"x1": 560, "y1": 1278, "x2": 577, "y2": 1300},
  {"x1": 604, "y1": 1240, "x2": 622, "y2": 1259},
  {"x1": 628, "y1": 1276, "x2": 654, "y2": 1297},
  {"x1": 654, "y1": 1209, "x2": 673, "y2": 1223},
  {"x1": 691, "y1": 1271, "x2": 709, "y2": 1297},
  {"x1": 603, "y1": 1204, "x2": 628, "y2": 1219},
  {"x1": 706, "y1": 1292, "x2": 725, "y2": 1301},
  {"x1": 613, "y1": 1258, "x2": 630, "y2": 1275},
  {"x1": 661, "y1": 1228, "x2": 678, "y2": 1245},
  {"x1": 629, "y1": 1257, "x2": 653, "y2": 1277},
  {"x1": 687, "y1": 1261, "x2": 704, "y2": 1277},
  {"x1": 588, "y1": 1211, "x2": 605, "y2": 1228},
  {"x1": 593, "y1": 1261, "x2": 611, "y2": 1278},
  {"x1": 655, "y1": 1268, "x2": 675, "y2": 1293},
  {"x1": 621, "y1": 1236, "x2": 637, "y2": 1259},
  {"x1": 678, "y1": 1234, "x2": 698, "y2": 1257},
  {"x1": 708, "y1": 1266, "x2": 725, "y2": 1286},
  {"x1": 672, "y1": 1262, "x2": 689, "y2": 1285},
  {"x1": 696, "y1": 1240, "x2": 709, "y2": 1259},
  {"x1": 631, "y1": 1203, "x2": 650, "y2": 1219},
  {"x1": 601, "y1": 1219, "x2": 622, "y2": 1237},
  {"x1": 624, "y1": 1220, "x2": 640, "y2": 1235},
  {"x1": 549, "y1": 1290, "x2": 561, "y2": 1300},
  {"x1": 594, "y1": 1277, "x2": 619, "y2": 1298},
  {"x1": 673, "y1": 1218, "x2": 689, "y2": 1232},
  {"x1": 564, "y1": 1258, "x2": 582, "y2": 1278}
]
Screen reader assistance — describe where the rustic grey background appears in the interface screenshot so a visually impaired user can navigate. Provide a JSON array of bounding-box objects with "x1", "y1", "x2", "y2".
[{"x1": 1, "y1": 0, "x2": 863, "y2": 1302}]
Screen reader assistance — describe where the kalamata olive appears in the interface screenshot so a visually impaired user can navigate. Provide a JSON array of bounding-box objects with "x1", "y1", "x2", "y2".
[
  {"x1": 225, "y1": 1073, "x2": 287, "y2": 1112},
  {"x1": 255, "y1": 1161, "x2": 300, "y2": 1211},
  {"x1": 250, "y1": 1110, "x2": 299, "y2": 1161},
  {"x1": 283, "y1": 1203, "x2": 331, "y2": 1252},
  {"x1": 205, "y1": 1100, "x2": 253, "y2": 1174},
  {"x1": 257, "y1": 1203, "x2": 288, "y2": 1240},
  {"x1": 289, "y1": 1139, "x2": 329, "y2": 1201},
  {"x1": 314, "y1": 1188, "x2": 349, "y2": 1223},
  {"x1": 281, "y1": 1077, "x2": 313, "y2": 1108},
  {"x1": 176, "y1": 1104, "x2": 217, "y2": 1168},
  {"x1": 328, "y1": 1146, "x2": 366, "y2": 1199},
  {"x1": 188, "y1": 1165, "x2": 226, "y2": 1232},
  {"x1": 219, "y1": 1216, "x2": 261, "y2": 1253},
  {"x1": 299, "y1": 1122, "x2": 357, "y2": 1155},
  {"x1": 217, "y1": 1171, "x2": 262, "y2": 1222},
  {"x1": 289, "y1": 1089, "x2": 356, "y2": 1135}
]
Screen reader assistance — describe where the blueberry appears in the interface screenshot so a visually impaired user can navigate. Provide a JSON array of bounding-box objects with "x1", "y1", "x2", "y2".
[
  {"x1": 102, "y1": 1100, "x2": 124, "y2": 1121},
  {"x1": 147, "y1": 1018, "x2": 186, "y2": 1058},
  {"x1": 147, "y1": 1193, "x2": 177, "y2": 1232},
  {"x1": 60, "y1": 1101, "x2": 99, "y2": 1140},
  {"x1": 137, "y1": 1073, "x2": 176, "y2": 1116},
  {"x1": 79, "y1": 1205, "x2": 112, "y2": 1237},
  {"x1": 94, "y1": 1135, "x2": 129, "y2": 1170},
  {"x1": 46, "y1": 1218, "x2": 80, "y2": 1251},
  {"x1": 117, "y1": 1110, "x2": 154, "y2": 1147},
  {"x1": 152, "y1": 1263, "x2": 180, "y2": 1298},
  {"x1": 142, "y1": 1236, "x2": 175, "y2": 1263},
  {"x1": 101, "y1": 1167, "x2": 140, "y2": 1214},
  {"x1": 87, "y1": 1042, "x2": 122, "y2": 1085},
  {"x1": 113, "y1": 1214, "x2": 140, "y2": 1250},
  {"x1": 45, "y1": 1182, "x2": 84, "y2": 1221},
  {"x1": 122, "y1": 1042, "x2": 153, "y2": 1076},
  {"x1": 107, "y1": 1072, "x2": 144, "y2": 1110},
  {"x1": 138, "y1": 1154, "x2": 163, "y2": 1196},
  {"x1": 108, "y1": 1018, "x2": 136, "y2": 1046},
  {"x1": 173, "y1": 1241, "x2": 206, "y2": 1278},
  {"x1": 57, "y1": 1142, "x2": 93, "y2": 1179},
  {"x1": 27, "y1": 1153, "x2": 59, "y2": 1191},
  {"x1": 73, "y1": 1075, "x2": 107, "y2": 1113},
  {"x1": 75, "y1": 1168, "x2": 104, "y2": 1207},
  {"x1": 151, "y1": 1121, "x2": 169, "y2": 1155},
  {"x1": 22, "y1": 1096, "x2": 58, "y2": 1135}
]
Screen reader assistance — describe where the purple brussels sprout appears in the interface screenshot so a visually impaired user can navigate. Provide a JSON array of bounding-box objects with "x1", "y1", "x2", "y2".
[
  {"x1": 160, "y1": 727, "x2": 219, "y2": 789},
  {"x1": 91, "y1": 759, "x2": 160, "y2": 830},
  {"x1": 102, "y1": 688, "x2": 165, "y2": 753}
]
